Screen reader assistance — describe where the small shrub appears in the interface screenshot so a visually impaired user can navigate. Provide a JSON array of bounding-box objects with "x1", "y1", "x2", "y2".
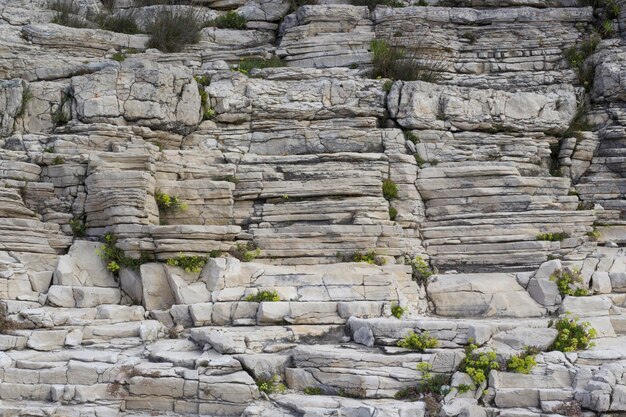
[
  {"x1": 404, "y1": 130, "x2": 419, "y2": 144},
  {"x1": 587, "y1": 228, "x2": 601, "y2": 241},
  {"x1": 414, "y1": 153, "x2": 426, "y2": 168},
  {"x1": 550, "y1": 314, "x2": 597, "y2": 352},
  {"x1": 96, "y1": 232, "x2": 152, "y2": 276},
  {"x1": 337, "y1": 387, "x2": 367, "y2": 398},
  {"x1": 605, "y1": 0, "x2": 621, "y2": 19},
  {"x1": 235, "y1": 56, "x2": 284, "y2": 75},
  {"x1": 50, "y1": 0, "x2": 89, "y2": 28},
  {"x1": 51, "y1": 93, "x2": 71, "y2": 125},
  {"x1": 506, "y1": 347, "x2": 538, "y2": 374},
  {"x1": 0, "y1": 305, "x2": 17, "y2": 334},
  {"x1": 155, "y1": 190, "x2": 188, "y2": 213},
  {"x1": 461, "y1": 31, "x2": 477, "y2": 44},
  {"x1": 397, "y1": 331, "x2": 438, "y2": 351},
  {"x1": 416, "y1": 0, "x2": 428, "y2": 4},
  {"x1": 551, "y1": 267, "x2": 588, "y2": 297},
  {"x1": 245, "y1": 290, "x2": 280, "y2": 302},
  {"x1": 205, "y1": 11, "x2": 247, "y2": 30},
  {"x1": 256, "y1": 374, "x2": 286, "y2": 394},
  {"x1": 600, "y1": 19, "x2": 615, "y2": 38},
  {"x1": 394, "y1": 363, "x2": 449, "y2": 400},
  {"x1": 391, "y1": 304, "x2": 405, "y2": 319},
  {"x1": 111, "y1": 52, "x2": 125, "y2": 62},
  {"x1": 410, "y1": 256, "x2": 432, "y2": 285},
  {"x1": 69, "y1": 218, "x2": 86, "y2": 237},
  {"x1": 229, "y1": 242, "x2": 261, "y2": 262},
  {"x1": 563, "y1": 33, "x2": 600, "y2": 91},
  {"x1": 383, "y1": 80, "x2": 394, "y2": 92},
  {"x1": 460, "y1": 340, "x2": 500, "y2": 385},
  {"x1": 93, "y1": 11, "x2": 141, "y2": 34},
  {"x1": 304, "y1": 386, "x2": 323, "y2": 395},
  {"x1": 17, "y1": 87, "x2": 32, "y2": 118},
  {"x1": 370, "y1": 39, "x2": 446, "y2": 82},
  {"x1": 43, "y1": 146, "x2": 54, "y2": 153},
  {"x1": 536, "y1": 232, "x2": 569, "y2": 241},
  {"x1": 166, "y1": 253, "x2": 208, "y2": 273},
  {"x1": 388, "y1": 206, "x2": 397, "y2": 221},
  {"x1": 382, "y1": 178, "x2": 398, "y2": 200},
  {"x1": 456, "y1": 384, "x2": 472, "y2": 393},
  {"x1": 52, "y1": 156, "x2": 65, "y2": 165},
  {"x1": 146, "y1": 7, "x2": 202, "y2": 53},
  {"x1": 351, "y1": 250, "x2": 386, "y2": 266}
]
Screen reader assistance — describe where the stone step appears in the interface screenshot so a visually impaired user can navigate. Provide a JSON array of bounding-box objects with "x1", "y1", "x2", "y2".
[{"x1": 285, "y1": 343, "x2": 462, "y2": 398}]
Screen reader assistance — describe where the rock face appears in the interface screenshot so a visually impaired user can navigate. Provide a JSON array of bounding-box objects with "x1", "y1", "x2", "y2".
[{"x1": 0, "y1": 0, "x2": 625, "y2": 416}]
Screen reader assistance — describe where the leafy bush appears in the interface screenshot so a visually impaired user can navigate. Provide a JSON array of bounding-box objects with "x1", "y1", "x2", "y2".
[
  {"x1": 52, "y1": 156, "x2": 65, "y2": 165},
  {"x1": 382, "y1": 178, "x2": 398, "y2": 200},
  {"x1": 111, "y1": 52, "x2": 126, "y2": 62},
  {"x1": 550, "y1": 314, "x2": 597, "y2": 352},
  {"x1": 550, "y1": 268, "x2": 588, "y2": 297},
  {"x1": 397, "y1": 331, "x2": 438, "y2": 351},
  {"x1": 69, "y1": 218, "x2": 86, "y2": 237},
  {"x1": 93, "y1": 11, "x2": 141, "y2": 34},
  {"x1": 155, "y1": 190, "x2": 188, "y2": 213},
  {"x1": 370, "y1": 39, "x2": 446, "y2": 82},
  {"x1": 304, "y1": 386, "x2": 323, "y2": 395},
  {"x1": 245, "y1": 290, "x2": 280, "y2": 302},
  {"x1": 351, "y1": 250, "x2": 386, "y2": 266},
  {"x1": 235, "y1": 56, "x2": 284, "y2": 75},
  {"x1": 146, "y1": 7, "x2": 202, "y2": 53},
  {"x1": 205, "y1": 11, "x2": 247, "y2": 30},
  {"x1": 536, "y1": 232, "x2": 569, "y2": 241},
  {"x1": 256, "y1": 374, "x2": 286, "y2": 394},
  {"x1": 391, "y1": 304, "x2": 405, "y2": 319},
  {"x1": 166, "y1": 253, "x2": 208, "y2": 273},
  {"x1": 563, "y1": 34, "x2": 600, "y2": 91},
  {"x1": 409, "y1": 256, "x2": 433, "y2": 286},
  {"x1": 96, "y1": 233, "x2": 151, "y2": 275},
  {"x1": 460, "y1": 340, "x2": 500, "y2": 385},
  {"x1": 394, "y1": 363, "x2": 450, "y2": 400},
  {"x1": 50, "y1": 0, "x2": 89, "y2": 28},
  {"x1": 383, "y1": 80, "x2": 393, "y2": 92},
  {"x1": 587, "y1": 228, "x2": 601, "y2": 241},
  {"x1": 350, "y1": 0, "x2": 403, "y2": 10},
  {"x1": 229, "y1": 242, "x2": 260, "y2": 262},
  {"x1": 404, "y1": 130, "x2": 419, "y2": 144},
  {"x1": 388, "y1": 206, "x2": 397, "y2": 221},
  {"x1": 506, "y1": 347, "x2": 538, "y2": 374}
]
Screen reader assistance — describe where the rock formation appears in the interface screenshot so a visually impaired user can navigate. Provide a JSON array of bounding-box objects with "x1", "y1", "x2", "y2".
[{"x1": 0, "y1": 0, "x2": 625, "y2": 415}]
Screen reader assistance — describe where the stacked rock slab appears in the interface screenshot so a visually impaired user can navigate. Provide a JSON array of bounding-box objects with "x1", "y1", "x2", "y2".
[{"x1": 0, "y1": 0, "x2": 625, "y2": 416}]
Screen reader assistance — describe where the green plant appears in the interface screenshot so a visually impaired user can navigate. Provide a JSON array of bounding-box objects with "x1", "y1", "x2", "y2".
[
  {"x1": 69, "y1": 218, "x2": 86, "y2": 238},
  {"x1": 536, "y1": 232, "x2": 569, "y2": 241},
  {"x1": 506, "y1": 347, "x2": 538, "y2": 374},
  {"x1": 394, "y1": 363, "x2": 450, "y2": 400},
  {"x1": 50, "y1": 0, "x2": 89, "y2": 28},
  {"x1": 96, "y1": 233, "x2": 152, "y2": 275},
  {"x1": 404, "y1": 130, "x2": 419, "y2": 144},
  {"x1": 351, "y1": 250, "x2": 386, "y2": 266},
  {"x1": 391, "y1": 304, "x2": 405, "y2": 319},
  {"x1": 0, "y1": 304, "x2": 17, "y2": 334},
  {"x1": 155, "y1": 190, "x2": 188, "y2": 213},
  {"x1": 550, "y1": 268, "x2": 589, "y2": 297},
  {"x1": 461, "y1": 31, "x2": 477, "y2": 44},
  {"x1": 388, "y1": 206, "x2": 397, "y2": 221},
  {"x1": 382, "y1": 178, "x2": 398, "y2": 200},
  {"x1": 51, "y1": 156, "x2": 65, "y2": 165},
  {"x1": 17, "y1": 87, "x2": 32, "y2": 118},
  {"x1": 229, "y1": 242, "x2": 260, "y2": 262},
  {"x1": 146, "y1": 6, "x2": 202, "y2": 53},
  {"x1": 93, "y1": 11, "x2": 141, "y2": 34},
  {"x1": 397, "y1": 331, "x2": 438, "y2": 351},
  {"x1": 414, "y1": 154, "x2": 425, "y2": 168},
  {"x1": 256, "y1": 374, "x2": 286, "y2": 394},
  {"x1": 409, "y1": 256, "x2": 432, "y2": 285},
  {"x1": 111, "y1": 52, "x2": 125, "y2": 62},
  {"x1": 383, "y1": 80, "x2": 394, "y2": 92},
  {"x1": 196, "y1": 81, "x2": 215, "y2": 121},
  {"x1": 563, "y1": 33, "x2": 600, "y2": 91},
  {"x1": 578, "y1": 201, "x2": 594, "y2": 210},
  {"x1": 303, "y1": 386, "x2": 323, "y2": 395},
  {"x1": 51, "y1": 94, "x2": 71, "y2": 125},
  {"x1": 205, "y1": 11, "x2": 247, "y2": 30},
  {"x1": 587, "y1": 228, "x2": 601, "y2": 241},
  {"x1": 370, "y1": 39, "x2": 446, "y2": 82},
  {"x1": 605, "y1": 0, "x2": 621, "y2": 19},
  {"x1": 235, "y1": 56, "x2": 285, "y2": 75},
  {"x1": 166, "y1": 253, "x2": 208, "y2": 273},
  {"x1": 456, "y1": 384, "x2": 471, "y2": 394},
  {"x1": 600, "y1": 19, "x2": 615, "y2": 38},
  {"x1": 245, "y1": 290, "x2": 280, "y2": 302},
  {"x1": 416, "y1": 0, "x2": 428, "y2": 4},
  {"x1": 550, "y1": 314, "x2": 597, "y2": 352},
  {"x1": 460, "y1": 340, "x2": 500, "y2": 385},
  {"x1": 43, "y1": 146, "x2": 54, "y2": 153}
]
